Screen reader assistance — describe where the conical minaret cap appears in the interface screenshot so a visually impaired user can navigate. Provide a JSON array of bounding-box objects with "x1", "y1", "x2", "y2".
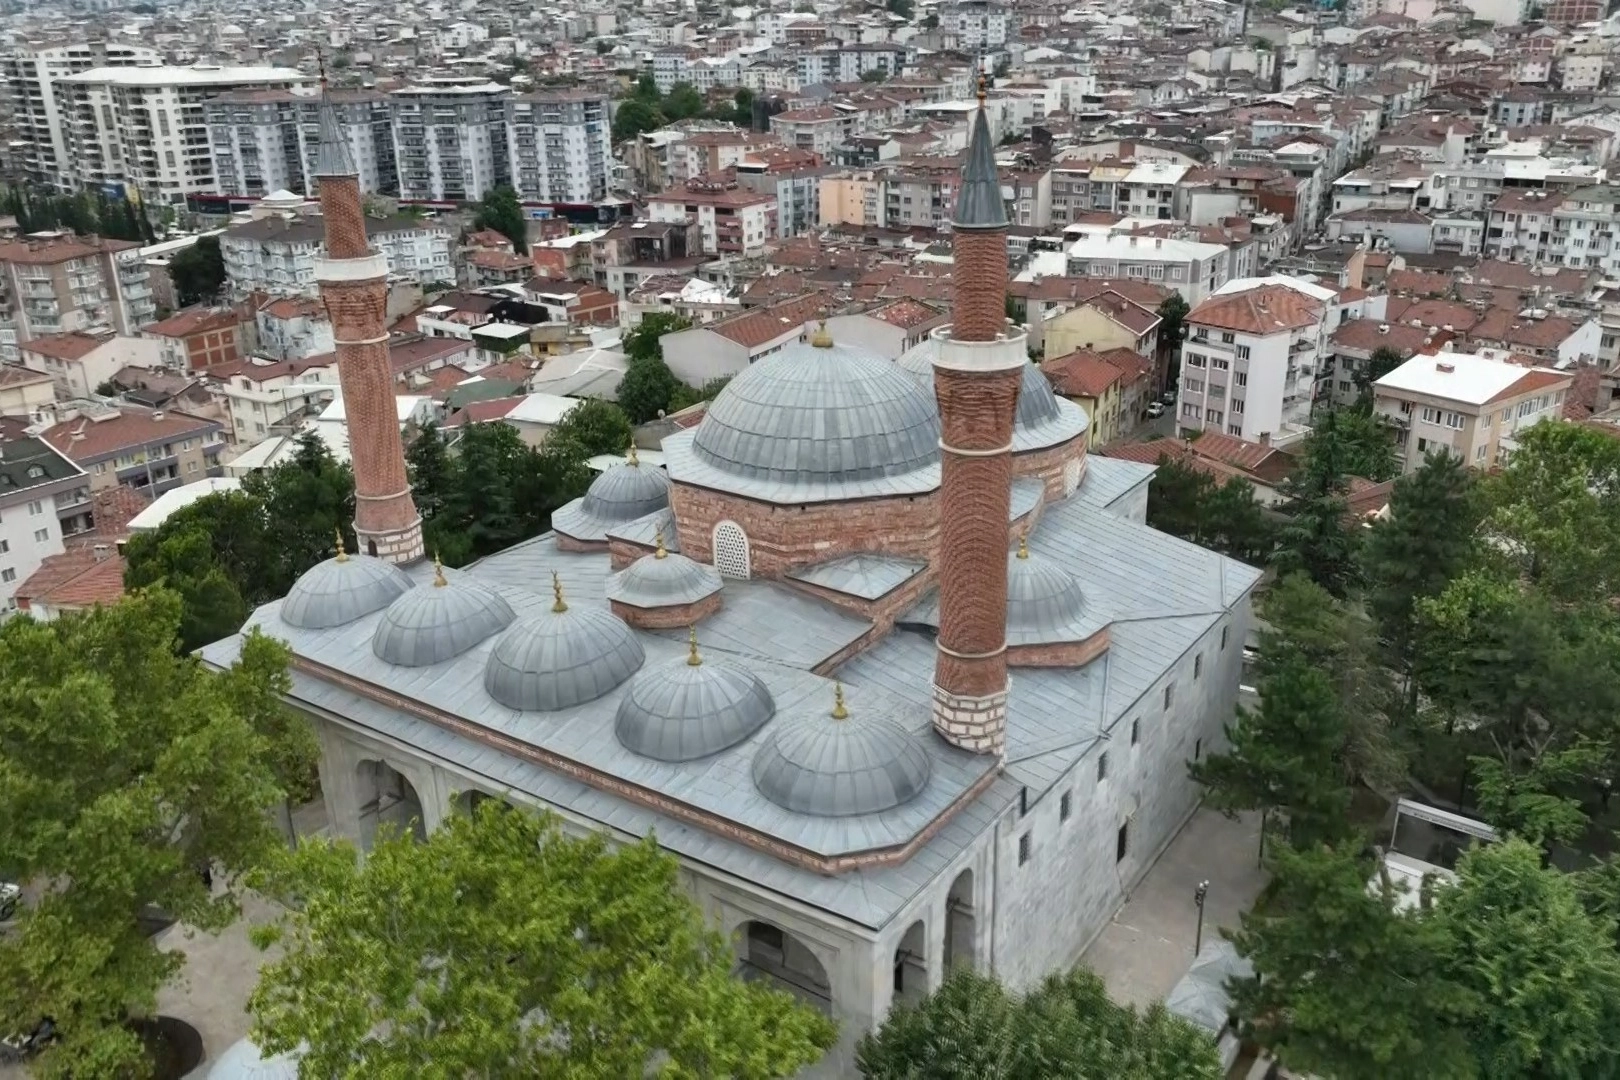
[
  {"x1": 953, "y1": 82, "x2": 1007, "y2": 231},
  {"x1": 313, "y1": 63, "x2": 358, "y2": 178}
]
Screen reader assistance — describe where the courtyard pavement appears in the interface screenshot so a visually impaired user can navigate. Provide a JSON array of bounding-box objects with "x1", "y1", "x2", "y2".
[{"x1": 1079, "y1": 807, "x2": 1267, "y2": 1008}]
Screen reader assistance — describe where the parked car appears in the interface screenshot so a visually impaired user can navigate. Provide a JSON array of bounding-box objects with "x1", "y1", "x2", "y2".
[
  {"x1": 0, "y1": 882, "x2": 19, "y2": 922},
  {"x1": 1146, "y1": 402, "x2": 1165, "y2": 419}
]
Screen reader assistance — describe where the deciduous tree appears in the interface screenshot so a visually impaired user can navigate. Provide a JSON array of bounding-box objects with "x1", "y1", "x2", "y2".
[
  {"x1": 168, "y1": 235, "x2": 225, "y2": 305},
  {"x1": 248, "y1": 802, "x2": 837, "y2": 1078},
  {"x1": 547, "y1": 397, "x2": 633, "y2": 459},
  {"x1": 472, "y1": 185, "x2": 528, "y2": 254}
]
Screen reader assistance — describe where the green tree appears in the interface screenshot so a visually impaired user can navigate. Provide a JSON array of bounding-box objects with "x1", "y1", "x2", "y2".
[
  {"x1": 1355, "y1": 344, "x2": 1410, "y2": 405},
  {"x1": 248, "y1": 802, "x2": 836, "y2": 1078},
  {"x1": 668, "y1": 374, "x2": 732, "y2": 413},
  {"x1": 406, "y1": 420, "x2": 453, "y2": 520},
  {"x1": 1145, "y1": 457, "x2": 1273, "y2": 565},
  {"x1": 240, "y1": 432, "x2": 355, "y2": 598},
  {"x1": 1156, "y1": 294, "x2": 1189, "y2": 388},
  {"x1": 885, "y1": 0, "x2": 914, "y2": 15},
  {"x1": 860, "y1": 69, "x2": 889, "y2": 82},
  {"x1": 662, "y1": 82, "x2": 705, "y2": 121},
  {"x1": 617, "y1": 357, "x2": 684, "y2": 424},
  {"x1": 1228, "y1": 842, "x2": 1477, "y2": 1080},
  {"x1": 1469, "y1": 739, "x2": 1605, "y2": 849},
  {"x1": 623, "y1": 311, "x2": 692, "y2": 364},
  {"x1": 168, "y1": 235, "x2": 226, "y2": 305},
  {"x1": 472, "y1": 185, "x2": 528, "y2": 254},
  {"x1": 122, "y1": 525, "x2": 252, "y2": 653},
  {"x1": 633, "y1": 73, "x2": 660, "y2": 102},
  {"x1": 547, "y1": 397, "x2": 633, "y2": 459},
  {"x1": 612, "y1": 98, "x2": 666, "y2": 142},
  {"x1": 729, "y1": 87, "x2": 757, "y2": 127},
  {"x1": 1326, "y1": 406, "x2": 1399, "y2": 482},
  {"x1": 857, "y1": 968, "x2": 1220, "y2": 1079},
  {"x1": 0, "y1": 592, "x2": 313, "y2": 1078},
  {"x1": 1272, "y1": 410, "x2": 1361, "y2": 597},
  {"x1": 1361, "y1": 449, "x2": 1481, "y2": 715},
  {"x1": 1435, "y1": 839, "x2": 1620, "y2": 1080},
  {"x1": 1190, "y1": 653, "x2": 1354, "y2": 850}
]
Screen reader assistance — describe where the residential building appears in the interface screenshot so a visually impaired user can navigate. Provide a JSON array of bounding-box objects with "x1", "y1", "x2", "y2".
[
  {"x1": 40, "y1": 405, "x2": 226, "y2": 496},
  {"x1": 1373, "y1": 351, "x2": 1573, "y2": 473},
  {"x1": 1042, "y1": 348, "x2": 1124, "y2": 446},
  {"x1": 508, "y1": 91, "x2": 612, "y2": 204},
  {"x1": 0, "y1": 365, "x2": 56, "y2": 415},
  {"x1": 942, "y1": 0, "x2": 1009, "y2": 50},
  {"x1": 391, "y1": 81, "x2": 510, "y2": 202},
  {"x1": 660, "y1": 292, "x2": 826, "y2": 384},
  {"x1": 207, "y1": 87, "x2": 396, "y2": 198},
  {"x1": 14, "y1": 541, "x2": 129, "y2": 621},
  {"x1": 55, "y1": 65, "x2": 313, "y2": 203},
  {"x1": 19, "y1": 331, "x2": 164, "y2": 400},
  {"x1": 1180, "y1": 282, "x2": 1327, "y2": 442},
  {"x1": 143, "y1": 306, "x2": 254, "y2": 373},
  {"x1": 254, "y1": 297, "x2": 334, "y2": 361},
  {"x1": 0, "y1": 435, "x2": 91, "y2": 613},
  {"x1": 213, "y1": 356, "x2": 339, "y2": 444},
  {"x1": 1040, "y1": 289, "x2": 1163, "y2": 364},
  {"x1": 734, "y1": 150, "x2": 827, "y2": 239},
  {"x1": 646, "y1": 179, "x2": 778, "y2": 257},
  {"x1": 219, "y1": 215, "x2": 454, "y2": 297},
  {"x1": 1065, "y1": 233, "x2": 1233, "y2": 305},
  {"x1": 0, "y1": 234, "x2": 157, "y2": 358},
  {"x1": 823, "y1": 301, "x2": 948, "y2": 360},
  {"x1": 0, "y1": 42, "x2": 161, "y2": 192}
]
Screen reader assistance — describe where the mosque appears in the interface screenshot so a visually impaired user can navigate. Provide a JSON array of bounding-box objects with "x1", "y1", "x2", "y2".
[{"x1": 200, "y1": 78, "x2": 1262, "y2": 1076}]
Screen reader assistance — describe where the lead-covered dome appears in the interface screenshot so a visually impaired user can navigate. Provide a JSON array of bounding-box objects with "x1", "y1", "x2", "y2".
[
  {"x1": 691, "y1": 335, "x2": 941, "y2": 485},
  {"x1": 1006, "y1": 536, "x2": 1089, "y2": 644},
  {"x1": 616, "y1": 634, "x2": 773, "y2": 761},
  {"x1": 552, "y1": 449, "x2": 671, "y2": 542},
  {"x1": 752, "y1": 685, "x2": 932, "y2": 817},
  {"x1": 896, "y1": 338, "x2": 1086, "y2": 451},
  {"x1": 372, "y1": 564, "x2": 517, "y2": 667},
  {"x1": 281, "y1": 549, "x2": 414, "y2": 629},
  {"x1": 606, "y1": 541, "x2": 722, "y2": 610},
  {"x1": 484, "y1": 577, "x2": 645, "y2": 711}
]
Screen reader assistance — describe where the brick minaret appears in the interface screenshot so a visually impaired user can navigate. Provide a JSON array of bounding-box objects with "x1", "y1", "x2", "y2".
[
  {"x1": 314, "y1": 78, "x2": 423, "y2": 564},
  {"x1": 930, "y1": 77, "x2": 1025, "y2": 756}
]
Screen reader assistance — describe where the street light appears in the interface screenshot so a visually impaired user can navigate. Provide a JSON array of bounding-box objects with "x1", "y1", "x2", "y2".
[{"x1": 1193, "y1": 880, "x2": 1210, "y2": 957}]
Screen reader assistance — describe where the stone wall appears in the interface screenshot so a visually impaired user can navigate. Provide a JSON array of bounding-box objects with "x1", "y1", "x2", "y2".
[{"x1": 611, "y1": 591, "x2": 722, "y2": 629}]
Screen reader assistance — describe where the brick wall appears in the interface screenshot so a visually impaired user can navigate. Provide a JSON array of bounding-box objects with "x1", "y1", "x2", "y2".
[{"x1": 611, "y1": 591, "x2": 722, "y2": 629}]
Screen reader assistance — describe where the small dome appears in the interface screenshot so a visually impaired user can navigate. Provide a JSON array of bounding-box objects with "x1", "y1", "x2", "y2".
[
  {"x1": 606, "y1": 540, "x2": 722, "y2": 609},
  {"x1": 692, "y1": 337, "x2": 941, "y2": 485},
  {"x1": 1006, "y1": 536, "x2": 1088, "y2": 645},
  {"x1": 484, "y1": 577, "x2": 645, "y2": 711},
  {"x1": 281, "y1": 551, "x2": 414, "y2": 629},
  {"x1": 752, "y1": 685, "x2": 931, "y2": 817},
  {"x1": 616, "y1": 634, "x2": 774, "y2": 761},
  {"x1": 208, "y1": 1037, "x2": 301, "y2": 1080},
  {"x1": 552, "y1": 450, "x2": 671, "y2": 541},
  {"x1": 372, "y1": 565, "x2": 517, "y2": 667},
  {"x1": 896, "y1": 338, "x2": 1084, "y2": 450}
]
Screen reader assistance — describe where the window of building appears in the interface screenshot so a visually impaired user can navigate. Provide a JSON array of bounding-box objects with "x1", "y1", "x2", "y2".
[
  {"x1": 1164, "y1": 683, "x2": 1174, "y2": 709},
  {"x1": 27, "y1": 500, "x2": 42, "y2": 516},
  {"x1": 1194, "y1": 738, "x2": 1202, "y2": 761},
  {"x1": 1422, "y1": 406, "x2": 1440, "y2": 423},
  {"x1": 1060, "y1": 791, "x2": 1072, "y2": 822},
  {"x1": 1185, "y1": 378, "x2": 1204, "y2": 393},
  {"x1": 1221, "y1": 625, "x2": 1230, "y2": 650},
  {"x1": 0, "y1": 540, "x2": 8, "y2": 554},
  {"x1": 1221, "y1": 332, "x2": 1235, "y2": 344},
  {"x1": 1445, "y1": 411, "x2": 1465, "y2": 430},
  {"x1": 1, "y1": 569, "x2": 14, "y2": 583},
  {"x1": 1018, "y1": 832, "x2": 1031, "y2": 865},
  {"x1": 1231, "y1": 399, "x2": 1244, "y2": 414},
  {"x1": 1097, "y1": 751, "x2": 1109, "y2": 782},
  {"x1": 1185, "y1": 352, "x2": 1205, "y2": 367},
  {"x1": 1235, "y1": 345, "x2": 1251, "y2": 360},
  {"x1": 1182, "y1": 403, "x2": 1201, "y2": 419},
  {"x1": 1228, "y1": 424, "x2": 1242, "y2": 434},
  {"x1": 1234, "y1": 372, "x2": 1247, "y2": 387},
  {"x1": 1130, "y1": 718, "x2": 1140, "y2": 745},
  {"x1": 32, "y1": 528, "x2": 48, "y2": 543},
  {"x1": 1116, "y1": 820, "x2": 1130, "y2": 862},
  {"x1": 1476, "y1": 444, "x2": 1487, "y2": 461},
  {"x1": 1194, "y1": 653, "x2": 1204, "y2": 679},
  {"x1": 1206, "y1": 409, "x2": 1223, "y2": 425},
  {"x1": 712, "y1": 520, "x2": 751, "y2": 579},
  {"x1": 1211, "y1": 358, "x2": 1229, "y2": 370}
]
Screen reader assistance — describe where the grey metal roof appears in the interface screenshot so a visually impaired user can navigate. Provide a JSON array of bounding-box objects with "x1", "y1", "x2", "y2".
[
  {"x1": 552, "y1": 460, "x2": 671, "y2": 542},
  {"x1": 615, "y1": 648, "x2": 775, "y2": 762},
  {"x1": 752, "y1": 688, "x2": 933, "y2": 817},
  {"x1": 954, "y1": 103, "x2": 1009, "y2": 230},
  {"x1": 896, "y1": 339, "x2": 1089, "y2": 453},
  {"x1": 1075, "y1": 455, "x2": 1156, "y2": 511},
  {"x1": 682, "y1": 338, "x2": 942, "y2": 492},
  {"x1": 606, "y1": 549, "x2": 722, "y2": 609},
  {"x1": 1010, "y1": 477, "x2": 1045, "y2": 523},
  {"x1": 281, "y1": 554, "x2": 414, "y2": 629},
  {"x1": 606, "y1": 507, "x2": 680, "y2": 553},
  {"x1": 484, "y1": 603, "x2": 645, "y2": 711},
  {"x1": 314, "y1": 91, "x2": 357, "y2": 178},
  {"x1": 1006, "y1": 544, "x2": 1095, "y2": 646},
  {"x1": 372, "y1": 573, "x2": 517, "y2": 667},
  {"x1": 787, "y1": 553, "x2": 926, "y2": 601},
  {"x1": 207, "y1": 1037, "x2": 302, "y2": 1080}
]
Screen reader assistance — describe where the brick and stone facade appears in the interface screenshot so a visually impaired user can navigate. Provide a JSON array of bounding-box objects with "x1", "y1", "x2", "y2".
[{"x1": 610, "y1": 591, "x2": 723, "y2": 629}]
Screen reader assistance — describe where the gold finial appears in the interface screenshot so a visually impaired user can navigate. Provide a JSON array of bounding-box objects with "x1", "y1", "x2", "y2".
[
  {"x1": 977, "y1": 73, "x2": 988, "y2": 103},
  {"x1": 654, "y1": 527, "x2": 668, "y2": 559},
  {"x1": 1016, "y1": 528, "x2": 1029, "y2": 560},
  {"x1": 334, "y1": 527, "x2": 348, "y2": 562},
  {"x1": 687, "y1": 625, "x2": 703, "y2": 667},
  {"x1": 551, "y1": 571, "x2": 568, "y2": 613},
  {"x1": 831, "y1": 682, "x2": 849, "y2": 720},
  {"x1": 626, "y1": 443, "x2": 639, "y2": 466},
  {"x1": 433, "y1": 552, "x2": 447, "y2": 587},
  {"x1": 810, "y1": 320, "x2": 833, "y2": 349}
]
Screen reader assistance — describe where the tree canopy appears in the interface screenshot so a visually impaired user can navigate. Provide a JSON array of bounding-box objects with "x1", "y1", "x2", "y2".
[
  {"x1": 168, "y1": 235, "x2": 226, "y2": 306},
  {"x1": 1271, "y1": 410, "x2": 1363, "y2": 597},
  {"x1": 618, "y1": 313, "x2": 696, "y2": 423},
  {"x1": 472, "y1": 185, "x2": 528, "y2": 254},
  {"x1": 1145, "y1": 456, "x2": 1274, "y2": 565},
  {"x1": 0, "y1": 591, "x2": 314, "y2": 1078},
  {"x1": 248, "y1": 801, "x2": 837, "y2": 1078},
  {"x1": 857, "y1": 968, "x2": 1220, "y2": 1079}
]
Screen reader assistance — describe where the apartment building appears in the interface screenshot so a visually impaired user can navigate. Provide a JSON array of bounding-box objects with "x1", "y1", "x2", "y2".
[
  {"x1": 218, "y1": 214, "x2": 454, "y2": 297},
  {"x1": 0, "y1": 42, "x2": 161, "y2": 192},
  {"x1": 645, "y1": 179, "x2": 777, "y2": 257},
  {"x1": 0, "y1": 234, "x2": 156, "y2": 360},
  {"x1": 207, "y1": 87, "x2": 396, "y2": 198},
  {"x1": 213, "y1": 355, "x2": 339, "y2": 444},
  {"x1": 1372, "y1": 351, "x2": 1572, "y2": 473},
  {"x1": 1179, "y1": 282, "x2": 1327, "y2": 442},
  {"x1": 796, "y1": 44, "x2": 908, "y2": 86},
  {"x1": 143, "y1": 306, "x2": 254, "y2": 374},
  {"x1": 942, "y1": 0, "x2": 1009, "y2": 50},
  {"x1": 391, "y1": 81, "x2": 510, "y2": 202},
  {"x1": 508, "y1": 91, "x2": 612, "y2": 204},
  {"x1": 40, "y1": 405, "x2": 225, "y2": 496},
  {"x1": 667, "y1": 130, "x2": 779, "y2": 187},
  {"x1": 734, "y1": 152, "x2": 827, "y2": 238},
  {"x1": 1066, "y1": 232, "x2": 1233, "y2": 305},
  {"x1": 0, "y1": 365, "x2": 56, "y2": 415},
  {"x1": 54, "y1": 65, "x2": 313, "y2": 204},
  {"x1": 19, "y1": 330, "x2": 163, "y2": 399},
  {"x1": 0, "y1": 435, "x2": 92, "y2": 614}
]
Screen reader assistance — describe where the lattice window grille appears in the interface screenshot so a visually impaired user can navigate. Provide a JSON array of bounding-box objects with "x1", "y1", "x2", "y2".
[{"x1": 712, "y1": 520, "x2": 751, "y2": 579}]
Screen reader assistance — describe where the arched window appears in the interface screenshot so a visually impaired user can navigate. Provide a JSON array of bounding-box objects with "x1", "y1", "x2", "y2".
[
  {"x1": 1063, "y1": 457, "x2": 1082, "y2": 497},
  {"x1": 712, "y1": 520, "x2": 751, "y2": 579}
]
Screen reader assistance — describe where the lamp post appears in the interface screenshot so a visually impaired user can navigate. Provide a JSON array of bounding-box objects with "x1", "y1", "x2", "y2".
[{"x1": 1194, "y1": 879, "x2": 1210, "y2": 957}]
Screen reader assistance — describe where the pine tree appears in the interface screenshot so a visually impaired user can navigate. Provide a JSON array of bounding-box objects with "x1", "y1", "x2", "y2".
[{"x1": 1272, "y1": 410, "x2": 1360, "y2": 597}]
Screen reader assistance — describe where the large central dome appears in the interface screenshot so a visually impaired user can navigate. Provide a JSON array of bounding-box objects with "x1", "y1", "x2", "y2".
[{"x1": 691, "y1": 338, "x2": 942, "y2": 486}]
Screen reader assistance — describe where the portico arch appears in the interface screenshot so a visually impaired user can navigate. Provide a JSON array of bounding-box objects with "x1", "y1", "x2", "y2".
[
  {"x1": 734, "y1": 919, "x2": 833, "y2": 1014},
  {"x1": 893, "y1": 919, "x2": 928, "y2": 1007},
  {"x1": 944, "y1": 868, "x2": 976, "y2": 972},
  {"x1": 354, "y1": 758, "x2": 425, "y2": 850}
]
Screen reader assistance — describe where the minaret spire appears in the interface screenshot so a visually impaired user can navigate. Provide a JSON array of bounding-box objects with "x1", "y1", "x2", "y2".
[
  {"x1": 928, "y1": 79, "x2": 1023, "y2": 757},
  {"x1": 313, "y1": 57, "x2": 423, "y2": 565}
]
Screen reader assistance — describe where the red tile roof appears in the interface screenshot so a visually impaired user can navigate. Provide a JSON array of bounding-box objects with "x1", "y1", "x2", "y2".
[
  {"x1": 709, "y1": 293, "x2": 828, "y2": 349},
  {"x1": 145, "y1": 306, "x2": 246, "y2": 339},
  {"x1": 21, "y1": 332, "x2": 108, "y2": 362},
  {"x1": 41, "y1": 407, "x2": 219, "y2": 462},
  {"x1": 1041, "y1": 349, "x2": 1123, "y2": 398},
  {"x1": 1188, "y1": 285, "x2": 1322, "y2": 335},
  {"x1": 15, "y1": 547, "x2": 126, "y2": 612}
]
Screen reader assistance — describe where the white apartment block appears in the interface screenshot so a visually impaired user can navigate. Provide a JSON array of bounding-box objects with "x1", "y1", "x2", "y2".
[
  {"x1": 0, "y1": 42, "x2": 160, "y2": 192},
  {"x1": 1179, "y1": 281, "x2": 1329, "y2": 442},
  {"x1": 219, "y1": 356, "x2": 340, "y2": 444},
  {"x1": 645, "y1": 180, "x2": 778, "y2": 257},
  {"x1": 1373, "y1": 351, "x2": 1571, "y2": 473},
  {"x1": 55, "y1": 65, "x2": 313, "y2": 204},
  {"x1": 796, "y1": 45, "x2": 908, "y2": 86},
  {"x1": 1065, "y1": 232, "x2": 1233, "y2": 305},
  {"x1": 0, "y1": 437, "x2": 91, "y2": 615},
  {"x1": 219, "y1": 215, "x2": 454, "y2": 298},
  {"x1": 392, "y1": 81, "x2": 510, "y2": 202},
  {"x1": 942, "y1": 1, "x2": 1009, "y2": 50},
  {"x1": 206, "y1": 88, "x2": 396, "y2": 199},
  {"x1": 508, "y1": 91, "x2": 612, "y2": 204}
]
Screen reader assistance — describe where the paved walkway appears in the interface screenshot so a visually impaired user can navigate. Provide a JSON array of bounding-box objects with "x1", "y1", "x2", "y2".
[{"x1": 1079, "y1": 807, "x2": 1267, "y2": 1008}]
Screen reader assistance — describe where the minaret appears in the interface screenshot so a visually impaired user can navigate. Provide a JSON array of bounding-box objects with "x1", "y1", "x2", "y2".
[
  {"x1": 313, "y1": 73, "x2": 423, "y2": 564},
  {"x1": 930, "y1": 75, "x2": 1024, "y2": 757}
]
